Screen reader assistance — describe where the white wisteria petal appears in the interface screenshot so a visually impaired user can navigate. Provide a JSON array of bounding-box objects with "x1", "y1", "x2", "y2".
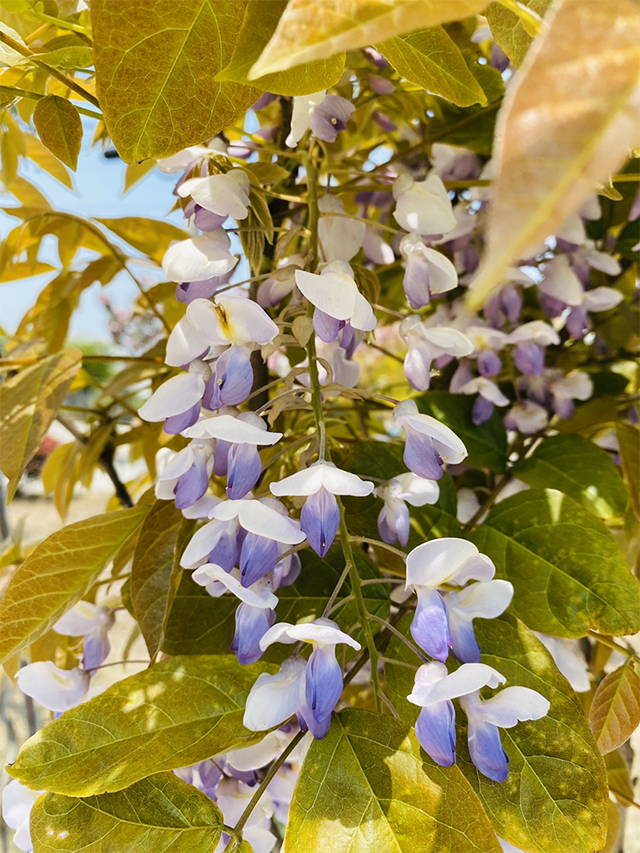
[
  {"x1": 159, "y1": 446, "x2": 196, "y2": 481},
  {"x1": 270, "y1": 461, "x2": 373, "y2": 497},
  {"x1": 318, "y1": 194, "x2": 366, "y2": 262},
  {"x1": 295, "y1": 268, "x2": 355, "y2": 321},
  {"x1": 243, "y1": 657, "x2": 308, "y2": 730},
  {"x1": 465, "y1": 325, "x2": 509, "y2": 353},
  {"x1": 181, "y1": 494, "x2": 220, "y2": 519},
  {"x1": 54, "y1": 600, "x2": 102, "y2": 636},
  {"x1": 177, "y1": 171, "x2": 251, "y2": 220},
  {"x1": 470, "y1": 686, "x2": 550, "y2": 727},
  {"x1": 243, "y1": 826, "x2": 277, "y2": 853},
  {"x1": 180, "y1": 517, "x2": 231, "y2": 568},
  {"x1": 555, "y1": 213, "x2": 586, "y2": 246},
  {"x1": 226, "y1": 731, "x2": 290, "y2": 772},
  {"x1": 406, "y1": 538, "x2": 495, "y2": 590},
  {"x1": 538, "y1": 255, "x2": 583, "y2": 306},
  {"x1": 260, "y1": 618, "x2": 361, "y2": 651},
  {"x1": 156, "y1": 145, "x2": 211, "y2": 173},
  {"x1": 400, "y1": 234, "x2": 459, "y2": 294},
  {"x1": 394, "y1": 473, "x2": 440, "y2": 506},
  {"x1": 2, "y1": 780, "x2": 45, "y2": 853},
  {"x1": 422, "y1": 326, "x2": 474, "y2": 357},
  {"x1": 393, "y1": 400, "x2": 468, "y2": 464},
  {"x1": 459, "y1": 377, "x2": 510, "y2": 406},
  {"x1": 407, "y1": 662, "x2": 505, "y2": 707},
  {"x1": 285, "y1": 90, "x2": 326, "y2": 147},
  {"x1": 550, "y1": 371, "x2": 593, "y2": 401},
  {"x1": 534, "y1": 633, "x2": 590, "y2": 693},
  {"x1": 212, "y1": 499, "x2": 305, "y2": 544},
  {"x1": 165, "y1": 316, "x2": 209, "y2": 367},
  {"x1": 586, "y1": 250, "x2": 621, "y2": 276},
  {"x1": 193, "y1": 565, "x2": 278, "y2": 608},
  {"x1": 16, "y1": 662, "x2": 90, "y2": 712},
  {"x1": 582, "y1": 287, "x2": 624, "y2": 312},
  {"x1": 505, "y1": 400, "x2": 548, "y2": 434},
  {"x1": 393, "y1": 174, "x2": 457, "y2": 236},
  {"x1": 508, "y1": 321, "x2": 560, "y2": 346},
  {"x1": 446, "y1": 580, "x2": 514, "y2": 621},
  {"x1": 162, "y1": 231, "x2": 238, "y2": 283},
  {"x1": 350, "y1": 288, "x2": 377, "y2": 331},
  {"x1": 138, "y1": 372, "x2": 205, "y2": 421},
  {"x1": 185, "y1": 413, "x2": 282, "y2": 445},
  {"x1": 187, "y1": 295, "x2": 278, "y2": 346},
  {"x1": 364, "y1": 228, "x2": 395, "y2": 264}
]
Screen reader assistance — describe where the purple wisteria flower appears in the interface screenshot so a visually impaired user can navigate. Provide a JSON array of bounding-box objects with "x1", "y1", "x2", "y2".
[{"x1": 393, "y1": 399, "x2": 468, "y2": 480}]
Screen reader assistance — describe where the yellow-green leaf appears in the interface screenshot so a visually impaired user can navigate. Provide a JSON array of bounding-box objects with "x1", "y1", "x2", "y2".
[
  {"x1": 617, "y1": 422, "x2": 640, "y2": 519},
  {"x1": 35, "y1": 45, "x2": 94, "y2": 70},
  {"x1": 377, "y1": 27, "x2": 487, "y2": 107},
  {"x1": 286, "y1": 709, "x2": 501, "y2": 852},
  {"x1": 467, "y1": 0, "x2": 640, "y2": 309},
  {"x1": 30, "y1": 772, "x2": 223, "y2": 853},
  {"x1": 91, "y1": 0, "x2": 259, "y2": 163},
  {"x1": 249, "y1": 0, "x2": 489, "y2": 79},
  {"x1": 0, "y1": 506, "x2": 149, "y2": 664},
  {"x1": 0, "y1": 21, "x2": 26, "y2": 66},
  {"x1": 217, "y1": 0, "x2": 345, "y2": 95},
  {"x1": 96, "y1": 217, "x2": 189, "y2": 265},
  {"x1": 0, "y1": 348, "x2": 82, "y2": 501},
  {"x1": 485, "y1": 0, "x2": 552, "y2": 66},
  {"x1": 131, "y1": 500, "x2": 187, "y2": 660},
  {"x1": 589, "y1": 660, "x2": 640, "y2": 754},
  {"x1": 33, "y1": 95, "x2": 83, "y2": 171},
  {"x1": 25, "y1": 133, "x2": 73, "y2": 188},
  {"x1": 8, "y1": 655, "x2": 276, "y2": 795}
]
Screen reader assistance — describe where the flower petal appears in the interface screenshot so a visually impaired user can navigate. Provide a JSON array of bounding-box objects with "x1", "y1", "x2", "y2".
[
  {"x1": 415, "y1": 701, "x2": 456, "y2": 766},
  {"x1": 243, "y1": 657, "x2": 308, "y2": 730},
  {"x1": 16, "y1": 662, "x2": 89, "y2": 712},
  {"x1": 138, "y1": 372, "x2": 204, "y2": 421},
  {"x1": 162, "y1": 232, "x2": 238, "y2": 283},
  {"x1": 295, "y1": 269, "x2": 357, "y2": 321},
  {"x1": 165, "y1": 316, "x2": 209, "y2": 367}
]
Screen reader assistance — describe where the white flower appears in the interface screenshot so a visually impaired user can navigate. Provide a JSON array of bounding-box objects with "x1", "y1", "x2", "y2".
[
  {"x1": 187, "y1": 294, "x2": 279, "y2": 347},
  {"x1": 405, "y1": 538, "x2": 495, "y2": 591},
  {"x1": 177, "y1": 170, "x2": 251, "y2": 221},
  {"x1": 2, "y1": 780, "x2": 45, "y2": 852},
  {"x1": 538, "y1": 255, "x2": 584, "y2": 306},
  {"x1": 162, "y1": 231, "x2": 238, "y2": 283},
  {"x1": 211, "y1": 497, "x2": 306, "y2": 545},
  {"x1": 393, "y1": 174, "x2": 457, "y2": 236},
  {"x1": 400, "y1": 315, "x2": 473, "y2": 391},
  {"x1": 243, "y1": 657, "x2": 308, "y2": 731},
  {"x1": 156, "y1": 145, "x2": 212, "y2": 173},
  {"x1": 270, "y1": 460, "x2": 373, "y2": 498},
  {"x1": 285, "y1": 90, "x2": 326, "y2": 147},
  {"x1": 504, "y1": 400, "x2": 549, "y2": 434},
  {"x1": 54, "y1": 600, "x2": 115, "y2": 670},
  {"x1": 165, "y1": 316, "x2": 210, "y2": 367},
  {"x1": 295, "y1": 261, "x2": 376, "y2": 332},
  {"x1": 185, "y1": 411, "x2": 282, "y2": 446},
  {"x1": 318, "y1": 194, "x2": 366, "y2": 262},
  {"x1": 457, "y1": 376, "x2": 510, "y2": 407},
  {"x1": 16, "y1": 661, "x2": 90, "y2": 712},
  {"x1": 508, "y1": 321, "x2": 560, "y2": 347},
  {"x1": 138, "y1": 360, "x2": 210, "y2": 422},
  {"x1": 192, "y1": 565, "x2": 278, "y2": 608},
  {"x1": 534, "y1": 633, "x2": 590, "y2": 693},
  {"x1": 392, "y1": 399, "x2": 467, "y2": 480}
]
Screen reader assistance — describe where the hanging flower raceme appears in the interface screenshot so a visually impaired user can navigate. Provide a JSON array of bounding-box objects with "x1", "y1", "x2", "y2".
[
  {"x1": 399, "y1": 315, "x2": 473, "y2": 391},
  {"x1": 185, "y1": 410, "x2": 282, "y2": 499},
  {"x1": 405, "y1": 538, "x2": 512, "y2": 662},
  {"x1": 393, "y1": 399, "x2": 467, "y2": 480},
  {"x1": 407, "y1": 661, "x2": 549, "y2": 780},
  {"x1": 155, "y1": 440, "x2": 215, "y2": 509},
  {"x1": 295, "y1": 261, "x2": 377, "y2": 339},
  {"x1": 243, "y1": 618, "x2": 361, "y2": 738},
  {"x1": 399, "y1": 233, "x2": 459, "y2": 309},
  {"x1": 375, "y1": 473, "x2": 439, "y2": 546},
  {"x1": 393, "y1": 174, "x2": 457, "y2": 237},
  {"x1": 270, "y1": 461, "x2": 373, "y2": 557}
]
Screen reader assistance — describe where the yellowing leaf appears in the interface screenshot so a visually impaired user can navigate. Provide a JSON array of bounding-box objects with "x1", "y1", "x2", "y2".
[
  {"x1": 30, "y1": 772, "x2": 223, "y2": 853},
  {"x1": 25, "y1": 132, "x2": 73, "y2": 188},
  {"x1": 33, "y1": 95, "x2": 83, "y2": 171},
  {"x1": 131, "y1": 501, "x2": 187, "y2": 660},
  {"x1": 0, "y1": 506, "x2": 149, "y2": 664},
  {"x1": 0, "y1": 21, "x2": 26, "y2": 66},
  {"x1": 9, "y1": 655, "x2": 276, "y2": 795},
  {"x1": 91, "y1": 0, "x2": 259, "y2": 163},
  {"x1": 485, "y1": 0, "x2": 552, "y2": 66},
  {"x1": 97, "y1": 217, "x2": 189, "y2": 265},
  {"x1": 0, "y1": 349, "x2": 82, "y2": 501},
  {"x1": 249, "y1": 0, "x2": 490, "y2": 78},
  {"x1": 467, "y1": 0, "x2": 640, "y2": 309},
  {"x1": 377, "y1": 27, "x2": 487, "y2": 107},
  {"x1": 589, "y1": 660, "x2": 640, "y2": 754},
  {"x1": 217, "y1": 0, "x2": 345, "y2": 95},
  {"x1": 286, "y1": 709, "x2": 501, "y2": 853},
  {"x1": 35, "y1": 46, "x2": 94, "y2": 70}
]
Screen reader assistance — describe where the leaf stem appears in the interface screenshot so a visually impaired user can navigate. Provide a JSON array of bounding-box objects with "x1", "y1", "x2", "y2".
[
  {"x1": 349, "y1": 536, "x2": 407, "y2": 562},
  {"x1": 0, "y1": 84, "x2": 102, "y2": 119},
  {"x1": 587, "y1": 631, "x2": 634, "y2": 659}
]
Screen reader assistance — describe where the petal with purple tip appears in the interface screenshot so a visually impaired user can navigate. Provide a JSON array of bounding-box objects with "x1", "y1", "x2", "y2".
[
  {"x1": 411, "y1": 588, "x2": 450, "y2": 661},
  {"x1": 414, "y1": 701, "x2": 456, "y2": 766},
  {"x1": 300, "y1": 487, "x2": 340, "y2": 557}
]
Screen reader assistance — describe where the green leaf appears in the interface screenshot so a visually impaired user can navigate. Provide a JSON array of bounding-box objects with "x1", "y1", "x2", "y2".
[
  {"x1": 0, "y1": 506, "x2": 149, "y2": 665},
  {"x1": 617, "y1": 422, "x2": 640, "y2": 518},
  {"x1": 35, "y1": 46, "x2": 94, "y2": 70},
  {"x1": 416, "y1": 390, "x2": 508, "y2": 473},
  {"x1": 589, "y1": 659, "x2": 640, "y2": 754},
  {"x1": 461, "y1": 615, "x2": 608, "y2": 853},
  {"x1": 33, "y1": 95, "x2": 83, "y2": 171},
  {"x1": 467, "y1": 0, "x2": 640, "y2": 309},
  {"x1": 131, "y1": 500, "x2": 188, "y2": 660},
  {"x1": 512, "y1": 434, "x2": 628, "y2": 518},
  {"x1": 30, "y1": 772, "x2": 223, "y2": 853},
  {"x1": 0, "y1": 21, "x2": 26, "y2": 66},
  {"x1": 286, "y1": 708, "x2": 501, "y2": 852},
  {"x1": 96, "y1": 217, "x2": 189, "y2": 265},
  {"x1": 606, "y1": 749, "x2": 635, "y2": 804},
  {"x1": 8, "y1": 655, "x2": 276, "y2": 795},
  {"x1": 216, "y1": 0, "x2": 345, "y2": 95},
  {"x1": 377, "y1": 27, "x2": 487, "y2": 107},
  {"x1": 25, "y1": 133, "x2": 73, "y2": 188},
  {"x1": 249, "y1": 0, "x2": 490, "y2": 78},
  {"x1": 243, "y1": 161, "x2": 291, "y2": 186},
  {"x1": 163, "y1": 545, "x2": 388, "y2": 659},
  {"x1": 471, "y1": 489, "x2": 640, "y2": 637},
  {"x1": 239, "y1": 188, "x2": 273, "y2": 275},
  {"x1": 91, "y1": 0, "x2": 259, "y2": 163},
  {"x1": 0, "y1": 348, "x2": 82, "y2": 501},
  {"x1": 485, "y1": 0, "x2": 552, "y2": 65}
]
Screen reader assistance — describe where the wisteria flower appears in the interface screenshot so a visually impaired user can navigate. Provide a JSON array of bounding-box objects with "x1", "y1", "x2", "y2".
[
  {"x1": 400, "y1": 316, "x2": 473, "y2": 391},
  {"x1": 508, "y1": 320, "x2": 560, "y2": 377},
  {"x1": 16, "y1": 661, "x2": 90, "y2": 712},
  {"x1": 295, "y1": 261, "x2": 376, "y2": 333},
  {"x1": 177, "y1": 169, "x2": 251, "y2": 222},
  {"x1": 504, "y1": 400, "x2": 549, "y2": 434},
  {"x1": 187, "y1": 294, "x2": 279, "y2": 349},
  {"x1": 457, "y1": 376, "x2": 510, "y2": 425},
  {"x1": 54, "y1": 599, "x2": 115, "y2": 670},
  {"x1": 393, "y1": 174, "x2": 457, "y2": 237},
  {"x1": 271, "y1": 461, "x2": 373, "y2": 556},
  {"x1": 138, "y1": 360, "x2": 211, "y2": 433},
  {"x1": 155, "y1": 440, "x2": 214, "y2": 509},
  {"x1": 156, "y1": 145, "x2": 211, "y2": 174},
  {"x1": 244, "y1": 619, "x2": 361, "y2": 738},
  {"x1": 318, "y1": 194, "x2": 366, "y2": 262},
  {"x1": 393, "y1": 399, "x2": 467, "y2": 480},
  {"x1": 533, "y1": 633, "x2": 590, "y2": 693},
  {"x1": 2, "y1": 779, "x2": 45, "y2": 852},
  {"x1": 399, "y1": 233, "x2": 458, "y2": 309},
  {"x1": 310, "y1": 94, "x2": 355, "y2": 143},
  {"x1": 285, "y1": 90, "x2": 326, "y2": 147},
  {"x1": 162, "y1": 230, "x2": 238, "y2": 283},
  {"x1": 443, "y1": 580, "x2": 514, "y2": 662},
  {"x1": 375, "y1": 473, "x2": 439, "y2": 546}
]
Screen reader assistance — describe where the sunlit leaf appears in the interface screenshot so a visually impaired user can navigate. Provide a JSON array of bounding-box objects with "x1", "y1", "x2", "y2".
[
  {"x1": 30, "y1": 772, "x2": 223, "y2": 853},
  {"x1": 97, "y1": 217, "x2": 189, "y2": 265},
  {"x1": 589, "y1": 659, "x2": 640, "y2": 754},
  {"x1": 25, "y1": 133, "x2": 73, "y2": 188},
  {"x1": 33, "y1": 95, "x2": 83, "y2": 171},
  {"x1": 471, "y1": 489, "x2": 640, "y2": 637},
  {"x1": 217, "y1": 0, "x2": 345, "y2": 96},
  {"x1": 377, "y1": 27, "x2": 487, "y2": 107},
  {"x1": 0, "y1": 21, "x2": 26, "y2": 66},
  {"x1": 8, "y1": 655, "x2": 276, "y2": 795},
  {"x1": 36, "y1": 46, "x2": 94, "y2": 70},
  {"x1": 467, "y1": 0, "x2": 640, "y2": 309},
  {"x1": 0, "y1": 348, "x2": 82, "y2": 501},
  {"x1": 606, "y1": 749, "x2": 635, "y2": 805},
  {"x1": 249, "y1": 0, "x2": 489, "y2": 78},
  {"x1": 485, "y1": 0, "x2": 552, "y2": 66},
  {"x1": 286, "y1": 709, "x2": 501, "y2": 853},
  {"x1": 0, "y1": 506, "x2": 149, "y2": 664},
  {"x1": 512, "y1": 434, "x2": 628, "y2": 518},
  {"x1": 617, "y1": 422, "x2": 640, "y2": 519},
  {"x1": 131, "y1": 500, "x2": 187, "y2": 660},
  {"x1": 91, "y1": 0, "x2": 259, "y2": 162}
]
